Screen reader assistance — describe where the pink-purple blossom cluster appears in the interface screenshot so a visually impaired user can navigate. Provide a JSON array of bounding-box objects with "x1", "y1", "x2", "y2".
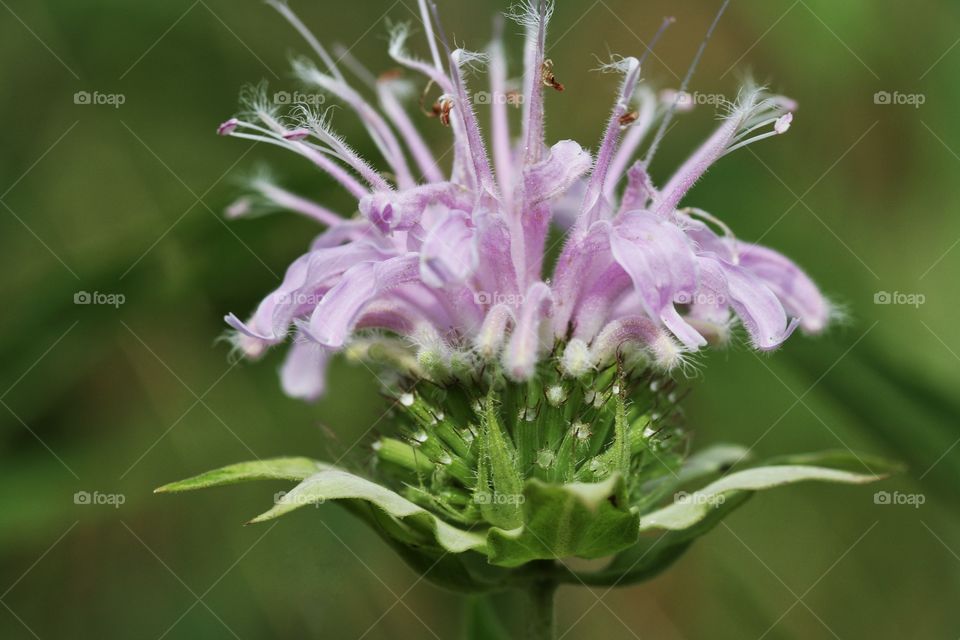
[{"x1": 223, "y1": 0, "x2": 829, "y2": 400}]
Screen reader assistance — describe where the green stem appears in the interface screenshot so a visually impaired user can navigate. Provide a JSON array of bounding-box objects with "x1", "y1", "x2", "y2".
[{"x1": 526, "y1": 578, "x2": 557, "y2": 640}]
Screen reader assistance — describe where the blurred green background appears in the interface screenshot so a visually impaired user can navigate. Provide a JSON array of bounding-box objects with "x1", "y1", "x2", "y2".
[{"x1": 2, "y1": 0, "x2": 958, "y2": 637}]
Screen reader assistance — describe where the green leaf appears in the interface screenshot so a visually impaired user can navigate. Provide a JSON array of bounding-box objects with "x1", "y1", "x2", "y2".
[
  {"x1": 638, "y1": 463, "x2": 886, "y2": 532},
  {"x1": 571, "y1": 450, "x2": 894, "y2": 586},
  {"x1": 567, "y1": 493, "x2": 752, "y2": 586},
  {"x1": 486, "y1": 474, "x2": 639, "y2": 567},
  {"x1": 640, "y1": 443, "x2": 750, "y2": 504},
  {"x1": 154, "y1": 457, "x2": 332, "y2": 493},
  {"x1": 674, "y1": 444, "x2": 751, "y2": 483},
  {"x1": 762, "y1": 449, "x2": 904, "y2": 475},
  {"x1": 250, "y1": 468, "x2": 487, "y2": 554}
]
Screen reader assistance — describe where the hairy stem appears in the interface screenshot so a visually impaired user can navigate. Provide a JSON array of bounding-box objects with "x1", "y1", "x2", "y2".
[{"x1": 526, "y1": 574, "x2": 557, "y2": 640}]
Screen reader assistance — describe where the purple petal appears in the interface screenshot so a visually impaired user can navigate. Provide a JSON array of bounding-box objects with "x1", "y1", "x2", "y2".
[
  {"x1": 359, "y1": 183, "x2": 474, "y2": 234},
  {"x1": 503, "y1": 282, "x2": 553, "y2": 380},
  {"x1": 682, "y1": 217, "x2": 736, "y2": 261},
  {"x1": 307, "y1": 254, "x2": 420, "y2": 347},
  {"x1": 229, "y1": 242, "x2": 395, "y2": 344},
  {"x1": 591, "y1": 315, "x2": 686, "y2": 371},
  {"x1": 551, "y1": 220, "x2": 613, "y2": 336},
  {"x1": 616, "y1": 161, "x2": 657, "y2": 215},
  {"x1": 224, "y1": 252, "x2": 315, "y2": 343},
  {"x1": 418, "y1": 209, "x2": 478, "y2": 288},
  {"x1": 475, "y1": 303, "x2": 515, "y2": 359},
  {"x1": 280, "y1": 337, "x2": 330, "y2": 401},
  {"x1": 474, "y1": 215, "x2": 521, "y2": 300},
  {"x1": 523, "y1": 140, "x2": 593, "y2": 205},
  {"x1": 736, "y1": 243, "x2": 830, "y2": 333},
  {"x1": 309, "y1": 220, "x2": 384, "y2": 250},
  {"x1": 570, "y1": 264, "x2": 632, "y2": 342},
  {"x1": 698, "y1": 256, "x2": 799, "y2": 351},
  {"x1": 609, "y1": 212, "x2": 706, "y2": 349}
]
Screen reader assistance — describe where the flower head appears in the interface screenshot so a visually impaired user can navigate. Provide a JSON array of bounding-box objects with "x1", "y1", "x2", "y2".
[
  {"x1": 222, "y1": 0, "x2": 829, "y2": 400},
  {"x1": 159, "y1": 1, "x2": 891, "y2": 592}
]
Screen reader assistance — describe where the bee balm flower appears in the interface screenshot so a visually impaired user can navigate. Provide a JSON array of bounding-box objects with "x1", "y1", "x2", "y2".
[
  {"x1": 160, "y1": 0, "x2": 891, "y2": 609},
  {"x1": 222, "y1": 0, "x2": 829, "y2": 400}
]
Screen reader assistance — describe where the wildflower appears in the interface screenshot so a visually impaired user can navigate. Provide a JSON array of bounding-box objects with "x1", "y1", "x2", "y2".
[
  {"x1": 161, "y1": 0, "x2": 893, "y2": 616},
  {"x1": 221, "y1": 0, "x2": 829, "y2": 400}
]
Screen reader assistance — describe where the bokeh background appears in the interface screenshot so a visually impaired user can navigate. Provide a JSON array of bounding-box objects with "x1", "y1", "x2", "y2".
[{"x1": 2, "y1": 0, "x2": 958, "y2": 638}]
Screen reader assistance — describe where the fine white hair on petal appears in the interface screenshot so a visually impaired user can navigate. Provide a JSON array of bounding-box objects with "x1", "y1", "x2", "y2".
[
  {"x1": 595, "y1": 55, "x2": 640, "y2": 75},
  {"x1": 648, "y1": 332, "x2": 690, "y2": 373},
  {"x1": 451, "y1": 48, "x2": 490, "y2": 73},
  {"x1": 560, "y1": 339, "x2": 594, "y2": 378},
  {"x1": 223, "y1": 330, "x2": 269, "y2": 363},
  {"x1": 505, "y1": 0, "x2": 555, "y2": 29},
  {"x1": 387, "y1": 21, "x2": 414, "y2": 59},
  {"x1": 385, "y1": 20, "x2": 448, "y2": 86},
  {"x1": 239, "y1": 81, "x2": 280, "y2": 123}
]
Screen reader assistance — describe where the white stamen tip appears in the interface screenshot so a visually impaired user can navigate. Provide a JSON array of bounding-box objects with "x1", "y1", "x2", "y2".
[
  {"x1": 237, "y1": 334, "x2": 267, "y2": 359},
  {"x1": 546, "y1": 385, "x2": 565, "y2": 407},
  {"x1": 561, "y1": 339, "x2": 593, "y2": 377},
  {"x1": 400, "y1": 393, "x2": 415, "y2": 407},
  {"x1": 774, "y1": 113, "x2": 793, "y2": 134},
  {"x1": 650, "y1": 333, "x2": 685, "y2": 371},
  {"x1": 225, "y1": 197, "x2": 252, "y2": 219}
]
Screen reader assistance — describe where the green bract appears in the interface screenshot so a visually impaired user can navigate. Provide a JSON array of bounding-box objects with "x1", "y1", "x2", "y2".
[{"x1": 157, "y1": 362, "x2": 895, "y2": 592}]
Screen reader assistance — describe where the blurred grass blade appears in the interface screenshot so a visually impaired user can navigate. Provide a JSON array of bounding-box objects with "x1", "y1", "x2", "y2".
[{"x1": 785, "y1": 337, "x2": 960, "y2": 497}]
